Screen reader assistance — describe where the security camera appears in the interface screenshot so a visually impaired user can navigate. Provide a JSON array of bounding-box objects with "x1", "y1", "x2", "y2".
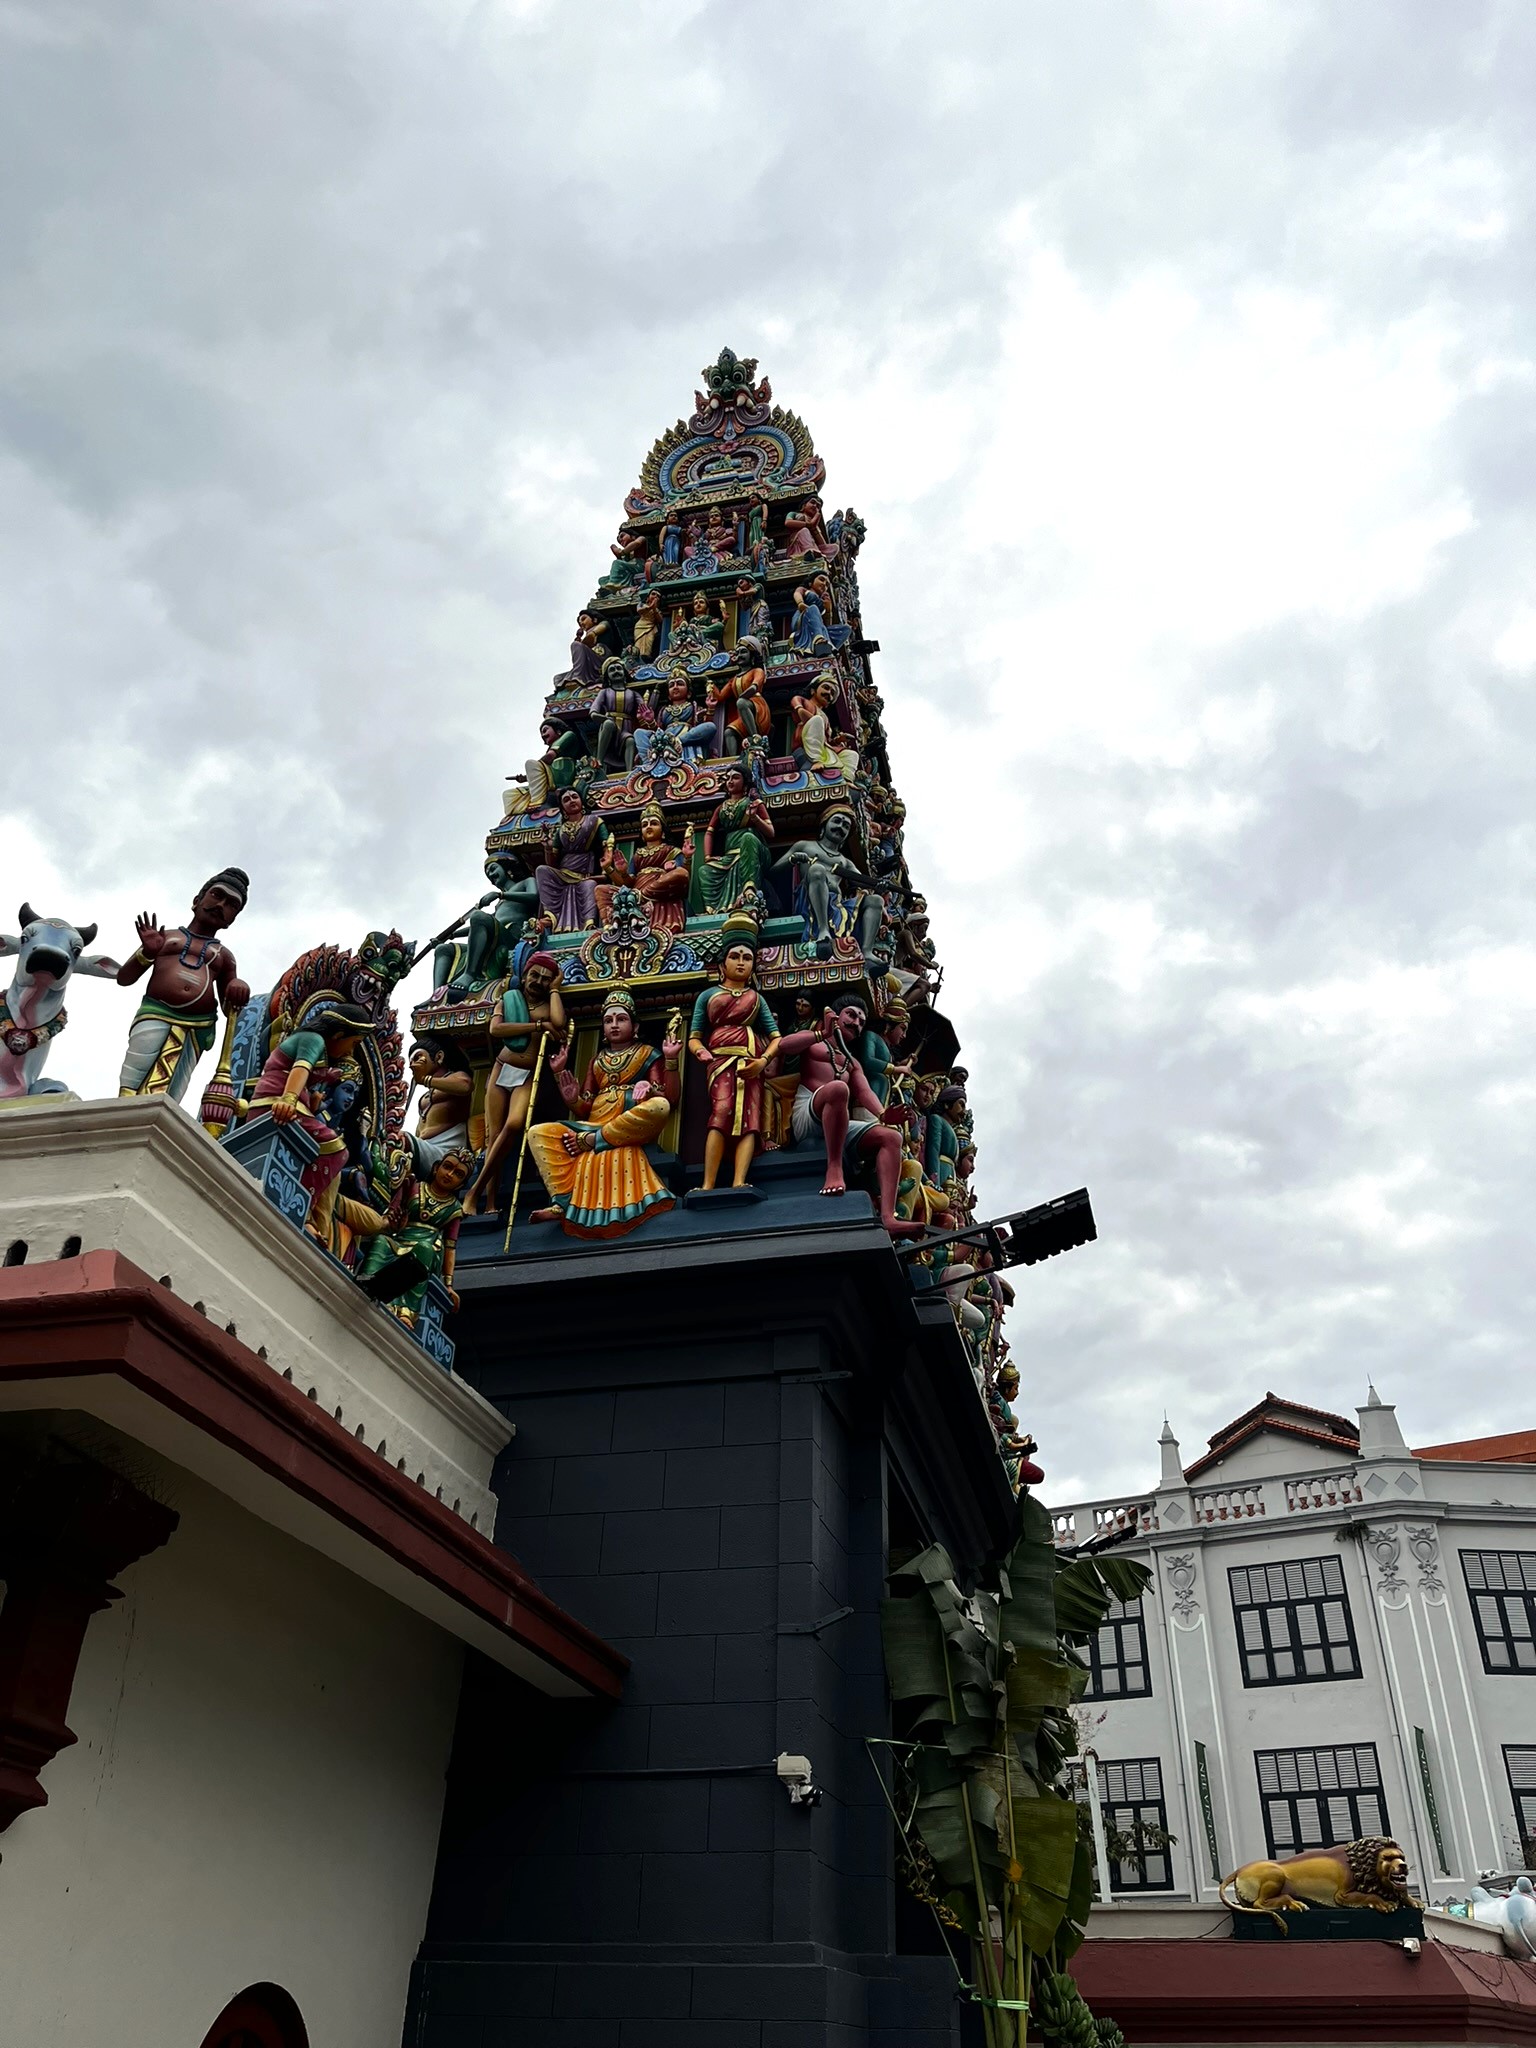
[{"x1": 775, "y1": 1753, "x2": 820, "y2": 1806}]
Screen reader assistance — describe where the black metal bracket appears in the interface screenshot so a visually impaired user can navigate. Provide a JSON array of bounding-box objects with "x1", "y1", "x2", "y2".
[{"x1": 894, "y1": 1187, "x2": 1096, "y2": 1271}]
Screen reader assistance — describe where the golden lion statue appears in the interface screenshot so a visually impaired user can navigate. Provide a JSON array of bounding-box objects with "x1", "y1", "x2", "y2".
[{"x1": 1219, "y1": 1837, "x2": 1418, "y2": 1930}]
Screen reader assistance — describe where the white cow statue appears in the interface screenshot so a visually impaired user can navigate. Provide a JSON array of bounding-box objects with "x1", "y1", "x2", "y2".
[{"x1": 0, "y1": 903, "x2": 122, "y2": 1100}]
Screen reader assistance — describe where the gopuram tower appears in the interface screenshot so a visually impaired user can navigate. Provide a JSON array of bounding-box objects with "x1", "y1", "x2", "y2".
[{"x1": 406, "y1": 352, "x2": 1090, "y2": 2047}]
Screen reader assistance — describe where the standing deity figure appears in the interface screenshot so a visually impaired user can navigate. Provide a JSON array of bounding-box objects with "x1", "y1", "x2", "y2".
[
  {"x1": 593, "y1": 658, "x2": 647, "y2": 772},
  {"x1": 791, "y1": 676, "x2": 861, "y2": 782},
  {"x1": 536, "y1": 788, "x2": 611, "y2": 930},
  {"x1": 357, "y1": 1148, "x2": 471, "y2": 1323},
  {"x1": 718, "y1": 638, "x2": 771, "y2": 755},
  {"x1": 783, "y1": 495, "x2": 837, "y2": 561},
  {"x1": 745, "y1": 488, "x2": 772, "y2": 572},
  {"x1": 688, "y1": 916, "x2": 781, "y2": 1191},
  {"x1": 595, "y1": 803, "x2": 689, "y2": 932},
  {"x1": 772, "y1": 807, "x2": 883, "y2": 959},
  {"x1": 658, "y1": 512, "x2": 684, "y2": 567},
  {"x1": 689, "y1": 762, "x2": 775, "y2": 915},
  {"x1": 604, "y1": 526, "x2": 650, "y2": 587},
  {"x1": 775, "y1": 998, "x2": 924, "y2": 1237},
  {"x1": 237, "y1": 1002, "x2": 377, "y2": 1243},
  {"x1": 116, "y1": 868, "x2": 252, "y2": 1103},
  {"x1": 857, "y1": 995, "x2": 911, "y2": 1107},
  {"x1": 558, "y1": 611, "x2": 609, "y2": 688},
  {"x1": 527, "y1": 988, "x2": 680, "y2": 1238},
  {"x1": 735, "y1": 576, "x2": 773, "y2": 644},
  {"x1": 632, "y1": 588, "x2": 664, "y2": 663},
  {"x1": 466, "y1": 950, "x2": 565, "y2": 1216},
  {"x1": 407, "y1": 1036, "x2": 474, "y2": 1173}
]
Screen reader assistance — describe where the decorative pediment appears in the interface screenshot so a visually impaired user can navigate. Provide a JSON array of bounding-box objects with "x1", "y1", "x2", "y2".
[{"x1": 624, "y1": 354, "x2": 825, "y2": 514}]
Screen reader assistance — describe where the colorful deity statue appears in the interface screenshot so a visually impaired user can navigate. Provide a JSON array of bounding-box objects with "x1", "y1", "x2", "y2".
[
  {"x1": 116, "y1": 867, "x2": 252, "y2": 1103},
  {"x1": 790, "y1": 675, "x2": 861, "y2": 783},
  {"x1": 527, "y1": 988, "x2": 680, "y2": 1238},
  {"x1": 790, "y1": 585, "x2": 835, "y2": 656},
  {"x1": 658, "y1": 512, "x2": 684, "y2": 568},
  {"x1": 671, "y1": 589, "x2": 724, "y2": 657},
  {"x1": 856, "y1": 995, "x2": 910, "y2": 1107},
  {"x1": 357, "y1": 1147, "x2": 472, "y2": 1323},
  {"x1": 604, "y1": 526, "x2": 650, "y2": 587},
  {"x1": 772, "y1": 808, "x2": 883, "y2": 960},
  {"x1": 689, "y1": 762, "x2": 774, "y2": 915},
  {"x1": 704, "y1": 506, "x2": 738, "y2": 559},
  {"x1": 745, "y1": 489, "x2": 772, "y2": 573},
  {"x1": 774, "y1": 999, "x2": 923, "y2": 1238},
  {"x1": 716, "y1": 638, "x2": 770, "y2": 756},
  {"x1": 408, "y1": 1036, "x2": 474, "y2": 1172},
  {"x1": 466, "y1": 949, "x2": 566, "y2": 1216},
  {"x1": 596, "y1": 803, "x2": 689, "y2": 933},
  {"x1": 505, "y1": 718, "x2": 585, "y2": 819},
  {"x1": 688, "y1": 914, "x2": 781, "y2": 1191},
  {"x1": 634, "y1": 675, "x2": 700, "y2": 779},
  {"x1": 559, "y1": 611, "x2": 610, "y2": 687},
  {"x1": 735, "y1": 575, "x2": 773, "y2": 644},
  {"x1": 238, "y1": 1001, "x2": 377, "y2": 1244},
  {"x1": 593, "y1": 657, "x2": 648, "y2": 773},
  {"x1": 536, "y1": 787, "x2": 611, "y2": 930},
  {"x1": 434, "y1": 859, "x2": 540, "y2": 995},
  {"x1": 783, "y1": 495, "x2": 837, "y2": 561},
  {"x1": 632, "y1": 588, "x2": 665, "y2": 663}
]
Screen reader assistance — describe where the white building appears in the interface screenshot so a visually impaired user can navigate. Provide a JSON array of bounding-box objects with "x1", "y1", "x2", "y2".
[
  {"x1": 1049, "y1": 1390, "x2": 1536, "y2": 1905},
  {"x1": 0, "y1": 1098, "x2": 623, "y2": 2048}
]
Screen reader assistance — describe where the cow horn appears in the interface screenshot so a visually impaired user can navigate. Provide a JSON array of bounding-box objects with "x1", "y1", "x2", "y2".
[
  {"x1": 18, "y1": 902, "x2": 38, "y2": 928},
  {"x1": 77, "y1": 922, "x2": 98, "y2": 947}
]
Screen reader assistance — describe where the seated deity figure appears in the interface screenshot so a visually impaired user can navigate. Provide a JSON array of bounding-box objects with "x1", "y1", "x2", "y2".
[
  {"x1": 466, "y1": 949, "x2": 565, "y2": 1216},
  {"x1": 504, "y1": 718, "x2": 584, "y2": 818},
  {"x1": 527, "y1": 988, "x2": 681, "y2": 1238},
  {"x1": 771, "y1": 806, "x2": 884, "y2": 960},
  {"x1": 689, "y1": 762, "x2": 775, "y2": 915},
  {"x1": 783, "y1": 495, "x2": 838, "y2": 560},
  {"x1": 791, "y1": 675, "x2": 860, "y2": 782},
  {"x1": 704, "y1": 507, "x2": 738, "y2": 558},
  {"x1": 790, "y1": 584, "x2": 835, "y2": 655},
  {"x1": 593, "y1": 657, "x2": 647, "y2": 772},
  {"x1": 671, "y1": 589, "x2": 724, "y2": 657},
  {"x1": 774, "y1": 998, "x2": 924, "y2": 1237},
  {"x1": 688, "y1": 914, "x2": 782, "y2": 1191},
  {"x1": 536, "y1": 787, "x2": 611, "y2": 930},
  {"x1": 631, "y1": 589, "x2": 664, "y2": 662},
  {"x1": 595, "y1": 803, "x2": 689, "y2": 932},
  {"x1": 357, "y1": 1147, "x2": 472, "y2": 1325},
  {"x1": 434, "y1": 858, "x2": 540, "y2": 994},
  {"x1": 604, "y1": 525, "x2": 650, "y2": 586},
  {"x1": 558, "y1": 610, "x2": 609, "y2": 688},
  {"x1": 635, "y1": 675, "x2": 702, "y2": 778}
]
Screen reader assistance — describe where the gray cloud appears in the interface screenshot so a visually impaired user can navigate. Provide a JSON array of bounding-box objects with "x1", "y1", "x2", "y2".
[{"x1": 3, "y1": 0, "x2": 1534, "y2": 1501}]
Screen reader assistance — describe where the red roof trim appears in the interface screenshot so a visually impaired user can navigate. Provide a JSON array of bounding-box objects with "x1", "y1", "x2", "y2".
[
  {"x1": 1184, "y1": 1414, "x2": 1359, "y2": 1483},
  {"x1": 1207, "y1": 1391, "x2": 1358, "y2": 1449},
  {"x1": 0, "y1": 1251, "x2": 625, "y2": 1699}
]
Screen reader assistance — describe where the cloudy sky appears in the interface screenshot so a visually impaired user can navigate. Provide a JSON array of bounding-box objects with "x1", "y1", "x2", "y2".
[{"x1": 3, "y1": 0, "x2": 1533, "y2": 1499}]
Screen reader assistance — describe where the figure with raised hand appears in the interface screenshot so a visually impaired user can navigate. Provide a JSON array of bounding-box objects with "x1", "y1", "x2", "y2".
[
  {"x1": 116, "y1": 868, "x2": 252, "y2": 1103},
  {"x1": 631, "y1": 588, "x2": 664, "y2": 663},
  {"x1": 775, "y1": 998, "x2": 924, "y2": 1237},
  {"x1": 596, "y1": 803, "x2": 689, "y2": 932},
  {"x1": 466, "y1": 950, "x2": 565, "y2": 1216},
  {"x1": 689, "y1": 914, "x2": 781, "y2": 1190},
  {"x1": 558, "y1": 611, "x2": 609, "y2": 688},
  {"x1": 238, "y1": 1001, "x2": 376, "y2": 1243},
  {"x1": 791, "y1": 675, "x2": 860, "y2": 782},
  {"x1": 604, "y1": 526, "x2": 650, "y2": 587},
  {"x1": 527, "y1": 988, "x2": 680, "y2": 1238},
  {"x1": 783, "y1": 495, "x2": 837, "y2": 560}
]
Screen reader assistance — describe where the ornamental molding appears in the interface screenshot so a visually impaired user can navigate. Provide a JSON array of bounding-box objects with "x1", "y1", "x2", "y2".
[
  {"x1": 1164, "y1": 1552, "x2": 1200, "y2": 1624},
  {"x1": 1404, "y1": 1522, "x2": 1445, "y2": 1598},
  {"x1": 1364, "y1": 1522, "x2": 1406, "y2": 1597}
]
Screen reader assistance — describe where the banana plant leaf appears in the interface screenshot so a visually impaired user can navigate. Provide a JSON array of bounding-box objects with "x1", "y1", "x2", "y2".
[
  {"x1": 1054, "y1": 1553, "x2": 1150, "y2": 1639},
  {"x1": 1006, "y1": 1792, "x2": 1081, "y2": 1956},
  {"x1": 881, "y1": 1593, "x2": 952, "y2": 1706}
]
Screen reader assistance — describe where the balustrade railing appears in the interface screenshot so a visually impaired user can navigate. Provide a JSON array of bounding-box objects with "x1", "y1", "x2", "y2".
[
  {"x1": 1048, "y1": 1497, "x2": 1159, "y2": 1548},
  {"x1": 1191, "y1": 1483, "x2": 1265, "y2": 1524},
  {"x1": 1285, "y1": 1468, "x2": 1363, "y2": 1513}
]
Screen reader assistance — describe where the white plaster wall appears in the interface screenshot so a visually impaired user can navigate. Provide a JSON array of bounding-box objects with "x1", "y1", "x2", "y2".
[{"x1": 0, "y1": 1459, "x2": 464, "y2": 2048}]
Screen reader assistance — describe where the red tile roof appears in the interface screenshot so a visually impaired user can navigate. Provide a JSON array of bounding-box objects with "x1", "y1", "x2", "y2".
[
  {"x1": 1413, "y1": 1429, "x2": 1536, "y2": 1465},
  {"x1": 1184, "y1": 1392, "x2": 1359, "y2": 1483}
]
